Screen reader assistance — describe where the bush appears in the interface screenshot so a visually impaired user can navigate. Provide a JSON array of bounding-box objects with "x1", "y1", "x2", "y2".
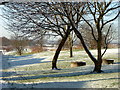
[
  {"x1": 73, "y1": 45, "x2": 84, "y2": 50},
  {"x1": 31, "y1": 46, "x2": 43, "y2": 53}
]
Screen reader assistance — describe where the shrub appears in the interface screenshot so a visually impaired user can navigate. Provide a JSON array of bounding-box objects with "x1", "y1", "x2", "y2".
[{"x1": 31, "y1": 46, "x2": 43, "y2": 53}]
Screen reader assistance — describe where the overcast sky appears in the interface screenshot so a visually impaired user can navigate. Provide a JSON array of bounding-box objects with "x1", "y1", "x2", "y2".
[{"x1": 0, "y1": 5, "x2": 12, "y2": 38}]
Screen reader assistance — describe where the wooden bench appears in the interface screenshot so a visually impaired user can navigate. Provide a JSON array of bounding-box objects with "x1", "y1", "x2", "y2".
[
  {"x1": 103, "y1": 59, "x2": 114, "y2": 64},
  {"x1": 71, "y1": 61, "x2": 86, "y2": 67}
]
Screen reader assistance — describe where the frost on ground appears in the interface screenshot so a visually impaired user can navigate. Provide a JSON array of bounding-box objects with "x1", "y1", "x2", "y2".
[{"x1": 0, "y1": 49, "x2": 119, "y2": 88}]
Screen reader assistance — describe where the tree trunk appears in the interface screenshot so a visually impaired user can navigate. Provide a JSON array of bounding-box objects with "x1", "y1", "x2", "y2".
[
  {"x1": 69, "y1": 34, "x2": 73, "y2": 57},
  {"x1": 19, "y1": 50, "x2": 22, "y2": 55},
  {"x1": 73, "y1": 29, "x2": 104, "y2": 72},
  {"x1": 94, "y1": 29, "x2": 103, "y2": 73},
  {"x1": 73, "y1": 29, "x2": 97, "y2": 62},
  {"x1": 70, "y1": 46, "x2": 73, "y2": 57},
  {"x1": 52, "y1": 31, "x2": 71, "y2": 69},
  {"x1": 17, "y1": 48, "x2": 22, "y2": 55},
  {"x1": 93, "y1": 61, "x2": 103, "y2": 73}
]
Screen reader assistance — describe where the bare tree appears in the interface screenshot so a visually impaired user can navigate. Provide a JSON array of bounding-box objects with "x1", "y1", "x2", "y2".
[
  {"x1": 51, "y1": 1, "x2": 119, "y2": 72},
  {"x1": 2, "y1": 1, "x2": 119, "y2": 72},
  {"x1": 57, "y1": 31, "x2": 76, "y2": 57},
  {"x1": 2, "y1": 2, "x2": 85, "y2": 69},
  {"x1": 80, "y1": 23, "x2": 115, "y2": 49},
  {"x1": 73, "y1": 1, "x2": 119, "y2": 72},
  {"x1": 11, "y1": 34, "x2": 28, "y2": 55},
  {"x1": 68, "y1": 31, "x2": 77, "y2": 57}
]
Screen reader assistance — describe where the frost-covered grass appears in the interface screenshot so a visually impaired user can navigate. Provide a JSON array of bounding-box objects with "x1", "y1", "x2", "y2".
[
  {"x1": 6, "y1": 72, "x2": 118, "y2": 85},
  {"x1": 5, "y1": 48, "x2": 117, "y2": 71},
  {"x1": 1, "y1": 48, "x2": 119, "y2": 88}
]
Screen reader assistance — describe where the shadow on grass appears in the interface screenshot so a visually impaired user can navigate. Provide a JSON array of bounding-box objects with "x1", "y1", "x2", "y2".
[
  {"x1": 2, "y1": 63, "x2": 120, "y2": 81},
  {"x1": 1, "y1": 55, "x2": 46, "y2": 78},
  {"x1": 1, "y1": 55, "x2": 65, "y2": 78},
  {"x1": 114, "y1": 62, "x2": 120, "y2": 64},
  {"x1": 9, "y1": 54, "x2": 33, "y2": 59},
  {"x1": 2, "y1": 55, "x2": 47, "y2": 70},
  {"x1": 8, "y1": 58, "x2": 46, "y2": 67},
  {"x1": 2, "y1": 55, "x2": 65, "y2": 70},
  {"x1": 2, "y1": 77, "x2": 119, "y2": 88}
]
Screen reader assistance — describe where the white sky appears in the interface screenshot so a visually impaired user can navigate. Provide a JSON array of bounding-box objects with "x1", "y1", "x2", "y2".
[
  {"x1": 0, "y1": 3, "x2": 119, "y2": 40},
  {"x1": 0, "y1": 5, "x2": 12, "y2": 39}
]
